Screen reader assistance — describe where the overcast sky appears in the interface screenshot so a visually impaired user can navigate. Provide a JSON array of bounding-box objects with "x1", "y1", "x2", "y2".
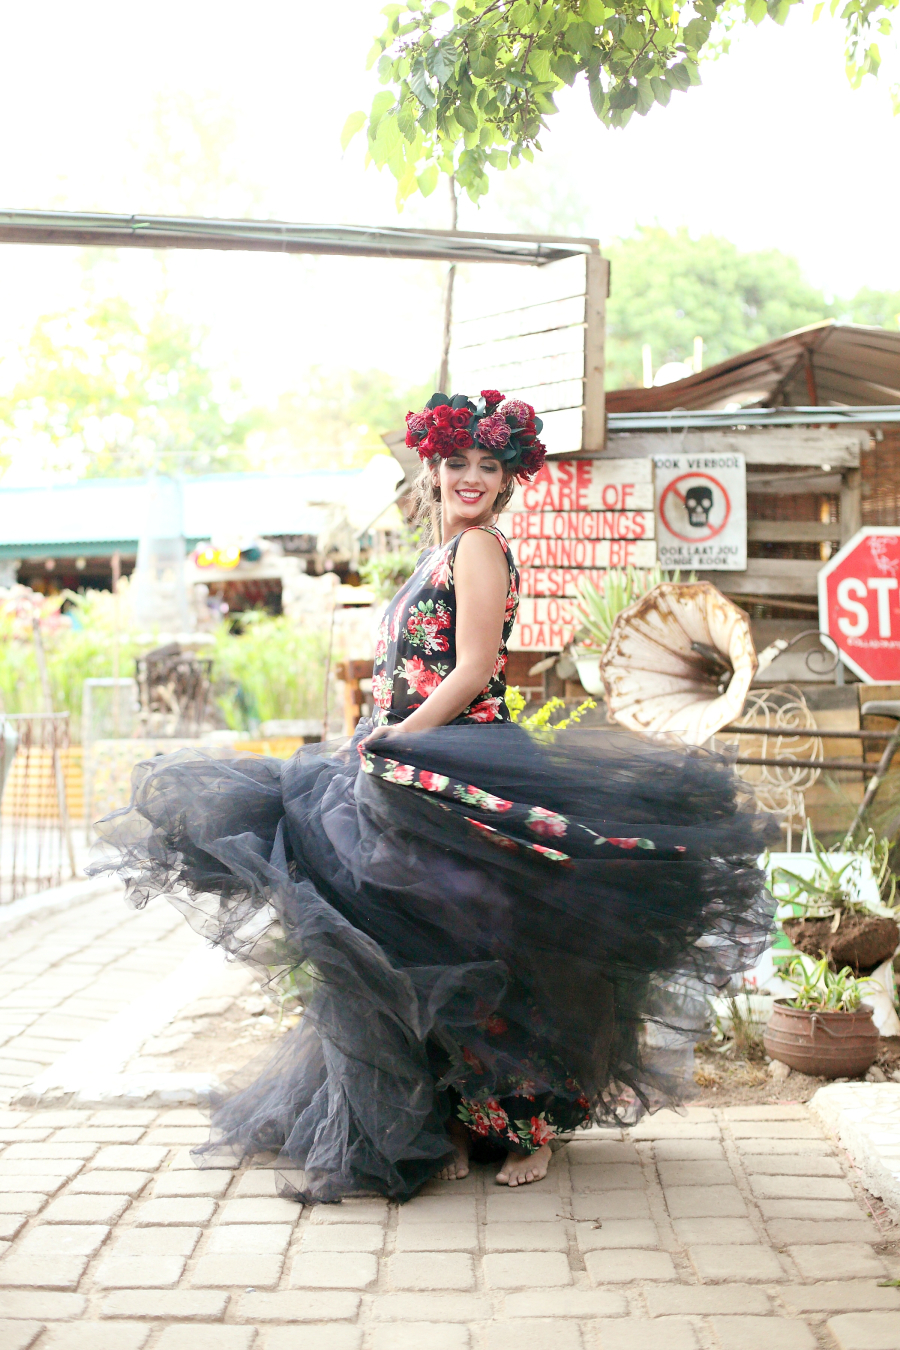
[{"x1": 0, "y1": 0, "x2": 898, "y2": 411}]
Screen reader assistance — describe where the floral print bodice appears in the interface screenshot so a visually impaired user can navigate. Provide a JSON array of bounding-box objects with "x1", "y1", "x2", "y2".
[{"x1": 371, "y1": 524, "x2": 519, "y2": 727}]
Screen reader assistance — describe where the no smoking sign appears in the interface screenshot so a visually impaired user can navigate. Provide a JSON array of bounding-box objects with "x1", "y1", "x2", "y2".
[{"x1": 654, "y1": 453, "x2": 747, "y2": 571}]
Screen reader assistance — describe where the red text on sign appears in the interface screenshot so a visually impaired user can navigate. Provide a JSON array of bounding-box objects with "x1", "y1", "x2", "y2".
[{"x1": 506, "y1": 511, "x2": 650, "y2": 541}]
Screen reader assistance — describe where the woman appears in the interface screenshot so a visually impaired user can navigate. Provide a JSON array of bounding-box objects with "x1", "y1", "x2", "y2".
[{"x1": 91, "y1": 389, "x2": 774, "y2": 1202}]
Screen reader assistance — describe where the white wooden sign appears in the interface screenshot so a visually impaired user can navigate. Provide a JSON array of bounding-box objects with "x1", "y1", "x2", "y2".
[
  {"x1": 654, "y1": 452, "x2": 747, "y2": 572},
  {"x1": 515, "y1": 597, "x2": 580, "y2": 652},
  {"x1": 503, "y1": 459, "x2": 656, "y2": 651}
]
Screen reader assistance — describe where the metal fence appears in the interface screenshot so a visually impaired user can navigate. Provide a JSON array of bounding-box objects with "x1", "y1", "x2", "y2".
[
  {"x1": 0, "y1": 713, "x2": 76, "y2": 904},
  {"x1": 82, "y1": 678, "x2": 139, "y2": 842}
]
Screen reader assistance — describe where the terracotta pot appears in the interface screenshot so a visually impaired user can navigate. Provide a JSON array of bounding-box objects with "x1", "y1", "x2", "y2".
[{"x1": 763, "y1": 999, "x2": 878, "y2": 1078}]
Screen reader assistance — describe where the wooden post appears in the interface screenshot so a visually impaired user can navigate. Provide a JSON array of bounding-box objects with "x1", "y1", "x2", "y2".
[
  {"x1": 840, "y1": 468, "x2": 862, "y2": 546},
  {"x1": 335, "y1": 660, "x2": 374, "y2": 736},
  {"x1": 582, "y1": 251, "x2": 609, "y2": 454},
  {"x1": 437, "y1": 176, "x2": 458, "y2": 393}
]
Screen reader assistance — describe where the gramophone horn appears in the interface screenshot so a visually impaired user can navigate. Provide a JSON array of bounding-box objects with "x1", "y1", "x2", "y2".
[{"x1": 598, "y1": 581, "x2": 759, "y2": 746}]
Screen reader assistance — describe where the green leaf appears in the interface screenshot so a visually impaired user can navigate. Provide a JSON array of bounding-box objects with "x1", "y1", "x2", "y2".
[
  {"x1": 416, "y1": 163, "x2": 439, "y2": 196},
  {"x1": 649, "y1": 74, "x2": 671, "y2": 106},
  {"x1": 456, "y1": 99, "x2": 479, "y2": 131},
  {"x1": 582, "y1": 0, "x2": 611, "y2": 22},
  {"x1": 635, "y1": 77, "x2": 654, "y2": 115},
  {"x1": 340, "y1": 111, "x2": 366, "y2": 151},
  {"x1": 397, "y1": 103, "x2": 417, "y2": 141},
  {"x1": 621, "y1": 22, "x2": 645, "y2": 52},
  {"x1": 565, "y1": 19, "x2": 594, "y2": 59},
  {"x1": 552, "y1": 52, "x2": 580, "y2": 85},
  {"x1": 410, "y1": 58, "x2": 436, "y2": 107},
  {"x1": 745, "y1": 0, "x2": 767, "y2": 24},
  {"x1": 665, "y1": 62, "x2": 692, "y2": 91},
  {"x1": 426, "y1": 41, "x2": 455, "y2": 84},
  {"x1": 528, "y1": 46, "x2": 553, "y2": 81},
  {"x1": 375, "y1": 110, "x2": 401, "y2": 157},
  {"x1": 588, "y1": 74, "x2": 606, "y2": 117},
  {"x1": 683, "y1": 17, "x2": 711, "y2": 48},
  {"x1": 369, "y1": 89, "x2": 396, "y2": 130},
  {"x1": 470, "y1": 46, "x2": 494, "y2": 77}
]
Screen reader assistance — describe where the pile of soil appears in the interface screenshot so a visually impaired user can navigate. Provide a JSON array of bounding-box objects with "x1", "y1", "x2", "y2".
[
  {"x1": 691, "y1": 1035, "x2": 900, "y2": 1107},
  {"x1": 781, "y1": 911, "x2": 899, "y2": 975}
]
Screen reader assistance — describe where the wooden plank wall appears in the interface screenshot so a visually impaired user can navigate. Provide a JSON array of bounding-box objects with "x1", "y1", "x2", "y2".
[
  {"x1": 606, "y1": 427, "x2": 870, "y2": 607},
  {"x1": 451, "y1": 252, "x2": 608, "y2": 454},
  {"x1": 862, "y1": 427, "x2": 900, "y2": 527}
]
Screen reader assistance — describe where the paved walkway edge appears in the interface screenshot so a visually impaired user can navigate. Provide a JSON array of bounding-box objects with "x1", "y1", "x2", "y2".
[
  {"x1": 0, "y1": 873, "x2": 118, "y2": 938},
  {"x1": 14, "y1": 940, "x2": 229, "y2": 1108},
  {"x1": 811, "y1": 1081, "x2": 900, "y2": 1221},
  {"x1": 17, "y1": 1069, "x2": 226, "y2": 1109}
]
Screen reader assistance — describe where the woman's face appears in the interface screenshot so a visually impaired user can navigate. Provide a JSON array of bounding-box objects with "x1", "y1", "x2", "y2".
[{"x1": 435, "y1": 446, "x2": 507, "y2": 525}]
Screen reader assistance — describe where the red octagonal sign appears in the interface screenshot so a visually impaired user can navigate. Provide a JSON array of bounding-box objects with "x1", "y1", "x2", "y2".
[{"x1": 819, "y1": 528, "x2": 900, "y2": 683}]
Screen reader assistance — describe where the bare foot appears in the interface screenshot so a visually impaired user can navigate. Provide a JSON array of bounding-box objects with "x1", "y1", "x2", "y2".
[
  {"x1": 438, "y1": 1119, "x2": 471, "y2": 1181},
  {"x1": 496, "y1": 1142, "x2": 552, "y2": 1186}
]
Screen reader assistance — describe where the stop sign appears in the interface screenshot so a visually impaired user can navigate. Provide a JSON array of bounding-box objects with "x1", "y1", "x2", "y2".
[{"x1": 819, "y1": 528, "x2": 900, "y2": 683}]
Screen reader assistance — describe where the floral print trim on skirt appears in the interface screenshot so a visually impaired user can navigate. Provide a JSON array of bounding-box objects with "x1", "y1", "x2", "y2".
[{"x1": 457, "y1": 1090, "x2": 591, "y2": 1153}]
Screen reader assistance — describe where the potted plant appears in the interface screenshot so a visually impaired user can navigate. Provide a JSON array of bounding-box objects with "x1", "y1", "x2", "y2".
[
  {"x1": 572, "y1": 566, "x2": 692, "y2": 693},
  {"x1": 772, "y1": 824, "x2": 899, "y2": 975},
  {"x1": 764, "y1": 956, "x2": 880, "y2": 1078}
]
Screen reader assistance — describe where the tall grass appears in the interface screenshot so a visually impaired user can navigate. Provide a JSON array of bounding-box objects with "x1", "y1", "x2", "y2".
[
  {"x1": 0, "y1": 589, "x2": 141, "y2": 730},
  {"x1": 211, "y1": 612, "x2": 332, "y2": 729},
  {"x1": 0, "y1": 589, "x2": 331, "y2": 738}
]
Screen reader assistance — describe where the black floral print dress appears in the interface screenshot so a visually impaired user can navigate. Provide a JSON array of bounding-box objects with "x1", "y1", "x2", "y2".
[
  {"x1": 371, "y1": 524, "x2": 518, "y2": 729},
  {"x1": 367, "y1": 524, "x2": 591, "y2": 1154},
  {"x1": 91, "y1": 526, "x2": 776, "y2": 1202}
]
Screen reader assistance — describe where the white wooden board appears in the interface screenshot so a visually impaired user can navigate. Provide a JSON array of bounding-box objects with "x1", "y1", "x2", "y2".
[
  {"x1": 503, "y1": 458, "x2": 657, "y2": 650},
  {"x1": 654, "y1": 452, "x2": 747, "y2": 572},
  {"x1": 500, "y1": 510, "x2": 654, "y2": 541}
]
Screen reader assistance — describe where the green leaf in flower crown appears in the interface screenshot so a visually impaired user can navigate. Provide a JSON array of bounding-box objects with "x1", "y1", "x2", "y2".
[
  {"x1": 427, "y1": 392, "x2": 451, "y2": 408},
  {"x1": 533, "y1": 416, "x2": 543, "y2": 433},
  {"x1": 450, "y1": 394, "x2": 472, "y2": 408}
]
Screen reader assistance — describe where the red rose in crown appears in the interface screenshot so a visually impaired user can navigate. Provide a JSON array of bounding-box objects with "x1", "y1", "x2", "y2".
[{"x1": 406, "y1": 390, "x2": 545, "y2": 483}]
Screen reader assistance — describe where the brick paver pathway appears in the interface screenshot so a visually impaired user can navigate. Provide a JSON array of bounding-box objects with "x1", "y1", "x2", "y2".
[
  {"x1": 0, "y1": 890, "x2": 199, "y2": 1103},
  {"x1": 0, "y1": 1100, "x2": 898, "y2": 1349}
]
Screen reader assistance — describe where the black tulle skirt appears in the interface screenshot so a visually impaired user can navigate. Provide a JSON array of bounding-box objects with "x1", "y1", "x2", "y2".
[{"x1": 89, "y1": 720, "x2": 776, "y2": 1202}]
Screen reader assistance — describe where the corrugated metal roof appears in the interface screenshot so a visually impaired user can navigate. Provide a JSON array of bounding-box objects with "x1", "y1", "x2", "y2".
[
  {"x1": 0, "y1": 210, "x2": 599, "y2": 267},
  {"x1": 606, "y1": 322, "x2": 900, "y2": 414},
  {"x1": 607, "y1": 406, "x2": 900, "y2": 431},
  {"x1": 0, "y1": 471, "x2": 349, "y2": 556}
]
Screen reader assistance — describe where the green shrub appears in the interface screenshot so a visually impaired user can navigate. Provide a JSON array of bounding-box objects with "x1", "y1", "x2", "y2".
[
  {"x1": 211, "y1": 612, "x2": 331, "y2": 729},
  {"x1": 0, "y1": 590, "x2": 331, "y2": 739}
]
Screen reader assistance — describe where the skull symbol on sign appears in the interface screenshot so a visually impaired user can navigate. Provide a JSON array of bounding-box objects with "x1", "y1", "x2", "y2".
[{"x1": 684, "y1": 484, "x2": 714, "y2": 528}]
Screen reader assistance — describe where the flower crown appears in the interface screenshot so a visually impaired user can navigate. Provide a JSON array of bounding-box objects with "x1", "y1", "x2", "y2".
[{"x1": 405, "y1": 389, "x2": 546, "y2": 483}]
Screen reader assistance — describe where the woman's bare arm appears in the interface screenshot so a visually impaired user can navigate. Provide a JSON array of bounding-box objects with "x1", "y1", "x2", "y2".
[{"x1": 366, "y1": 529, "x2": 509, "y2": 738}]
